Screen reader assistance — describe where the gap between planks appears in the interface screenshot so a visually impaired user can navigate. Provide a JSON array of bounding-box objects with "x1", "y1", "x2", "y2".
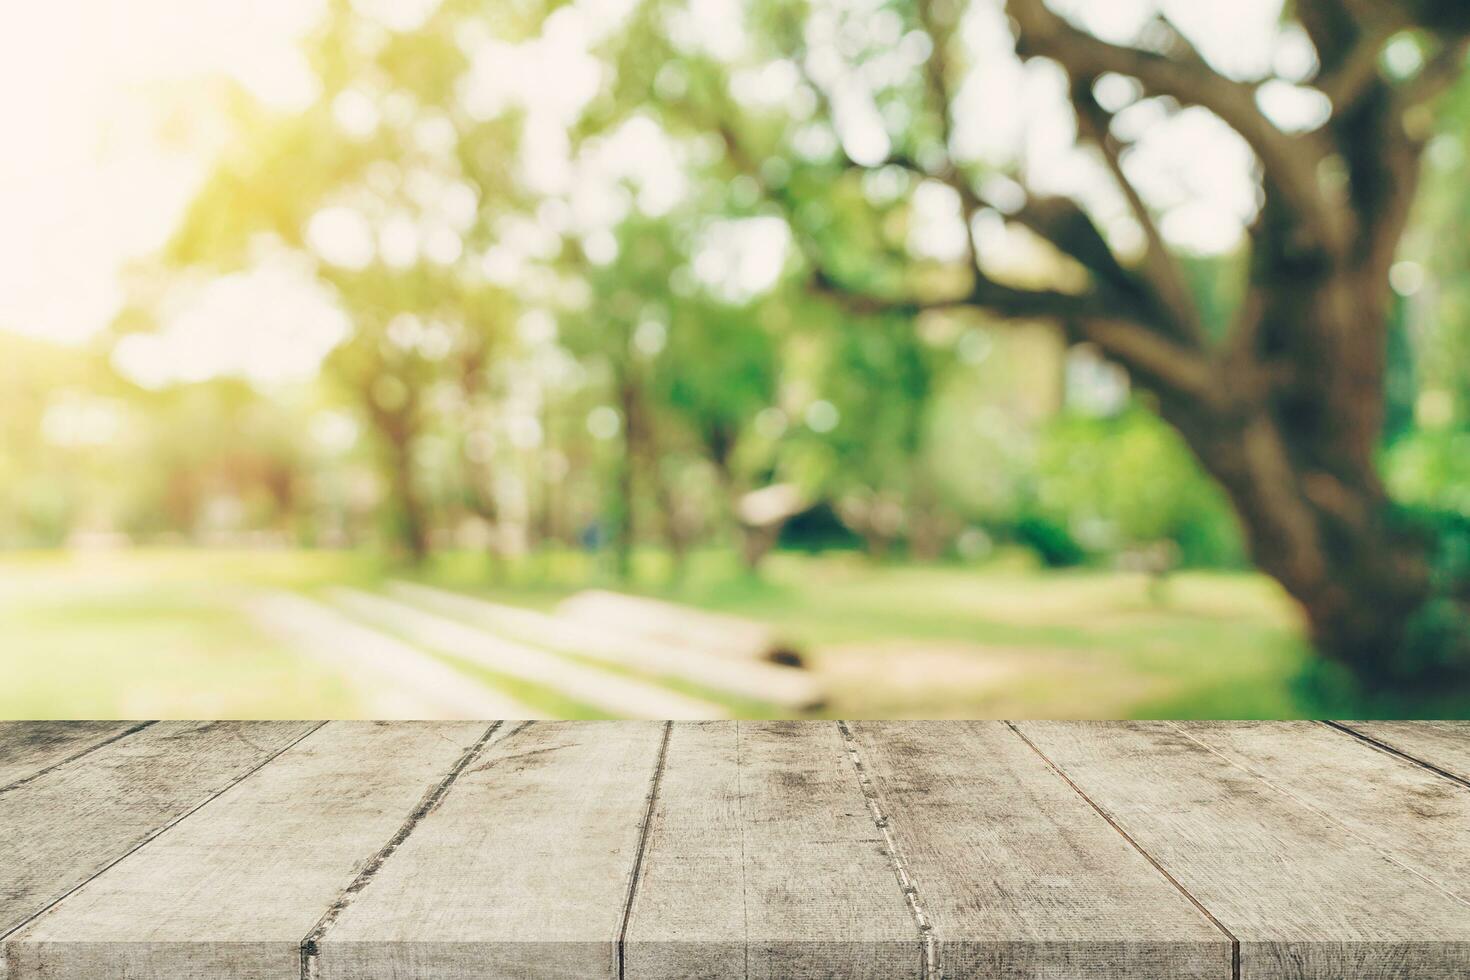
[
  {"x1": 1164, "y1": 722, "x2": 1470, "y2": 917},
  {"x1": 0, "y1": 722, "x2": 327, "y2": 946},
  {"x1": 616, "y1": 721, "x2": 675, "y2": 980},
  {"x1": 0, "y1": 722, "x2": 156, "y2": 797},
  {"x1": 296, "y1": 720, "x2": 675, "y2": 980},
  {"x1": 1004, "y1": 722, "x2": 1242, "y2": 980},
  {"x1": 298, "y1": 720, "x2": 513, "y2": 979},
  {"x1": 23, "y1": 722, "x2": 1452, "y2": 979},
  {"x1": 836, "y1": 720, "x2": 939, "y2": 980},
  {"x1": 1321, "y1": 721, "x2": 1470, "y2": 791},
  {"x1": 733, "y1": 724, "x2": 750, "y2": 980}
]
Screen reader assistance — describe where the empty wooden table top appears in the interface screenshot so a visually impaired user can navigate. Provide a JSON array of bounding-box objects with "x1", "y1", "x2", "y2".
[{"x1": 1, "y1": 720, "x2": 1468, "y2": 979}]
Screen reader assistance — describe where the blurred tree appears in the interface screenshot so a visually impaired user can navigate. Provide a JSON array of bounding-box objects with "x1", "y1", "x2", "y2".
[
  {"x1": 588, "y1": 0, "x2": 1470, "y2": 687},
  {"x1": 563, "y1": 213, "x2": 788, "y2": 573},
  {"x1": 1032, "y1": 404, "x2": 1245, "y2": 569},
  {"x1": 151, "y1": 0, "x2": 544, "y2": 561},
  {"x1": 816, "y1": 311, "x2": 951, "y2": 559},
  {"x1": 123, "y1": 380, "x2": 309, "y2": 543},
  {"x1": 658, "y1": 293, "x2": 784, "y2": 568},
  {"x1": 1395, "y1": 69, "x2": 1470, "y2": 428},
  {"x1": 999, "y1": 0, "x2": 1470, "y2": 686},
  {"x1": 0, "y1": 335, "x2": 121, "y2": 546}
]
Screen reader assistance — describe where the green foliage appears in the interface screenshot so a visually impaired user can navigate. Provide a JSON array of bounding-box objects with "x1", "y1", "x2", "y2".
[
  {"x1": 820, "y1": 313, "x2": 937, "y2": 467},
  {"x1": 7, "y1": 0, "x2": 1470, "y2": 711},
  {"x1": 1407, "y1": 72, "x2": 1470, "y2": 425},
  {"x1": 8, "y1": 0, "x2": 1469, "y2": 594},
  {"x1": 1179, "y1": 252, "x2": 1246, "y2": 343},
  {"x1": 14, "y1": 548, "x2": 1446, "y2": 719},
  {"x1": 1384, "y1": 427, "x2": 1470, "y2": 517},
  {"x1": 1402, "y1": 598, "x2": 1470, "y2": 676},
  {"x1": 1012, "y1": 514, "x2": 1086, "y2": 568},
  {"x1": 661, "y1": 298, "x2": 780, "y2": 462},
  {"x1": 1030, "y1": 405, "x2": 1245, "y2": 568},
  {"x1": 778, "y1": 502, "x2": 864, "y2": 552}
]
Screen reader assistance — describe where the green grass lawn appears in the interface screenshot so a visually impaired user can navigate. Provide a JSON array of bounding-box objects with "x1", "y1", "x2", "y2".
[
  {"x1": 0, "y1": 552, "x2": 363, "y2": 717},
  {"x1": 0, "y1": 548, "x2": 1462, "y2": 718}
]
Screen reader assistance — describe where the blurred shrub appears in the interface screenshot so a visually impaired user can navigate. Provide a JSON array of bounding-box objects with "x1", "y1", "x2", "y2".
[
  {"x1": 1012, "y1": 512, "x2": 1087, "y2": 568},
  {"x1": 1026, "y1": 404, "x2": 1246, "y2": 569},
  {"x1": 1384, "y1": 428, "x2": 1470, "y2": 518},
  {"x1": 778, "y1": 502, "x2": 864, "y2": 553}
]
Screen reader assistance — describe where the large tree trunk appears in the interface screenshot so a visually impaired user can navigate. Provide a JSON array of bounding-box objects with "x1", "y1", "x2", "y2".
[
  {"x1": 386, "y1": 429, "x2": 430, "y2": 564},
  {"x1": 647, "y1": 448, "x2": 690, "y2": 581},
  {"x1": 611, "y1": 373, "x2": 642, "y2": 581},
  {"x1": 462, "y1": 456, "x2": 502, "y2": 577},
  {"x1": 1154, "y1": 251, "x2": 1459, "y2": 686},
  {"x1": 998, "y1": 0, "x2": 1470, "y2": 687},
  {"x1": 1174, "y1": 403, "x2": 1439, "y2": 683},
  {"x1": 907, "y1": 472, "x2": 952, "y2": 563},
  {"x1": 456, "y1": 343, "x2": 505, "y2": 570},
  {"x1": 705, "y1": 0, "x2": 1470, "y2": 686},
  {"x1": 367, "y1": 398, "x2": 430, "y2": 564},
  {"x1": 700, "y1": 424, "x2": 774, "y2": 573}
]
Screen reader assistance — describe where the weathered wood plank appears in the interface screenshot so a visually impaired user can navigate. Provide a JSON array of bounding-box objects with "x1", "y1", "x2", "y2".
[
  {"x1": 624, "y1": 721, "x2": 918, "y2": 979},
  {"x1": 1337, "y1": 721, "x2": 1470, "y2": 784},
  {"x1": 0, "y1": 721, "x2": 317, "y2": 943},
  {"x1": 315, "y1": 720, "x2": 668, "y2": 979},
  {"x1": 389, "y1": 581, "x2": 824, "y2": 710},
  {"x1": 5, "y1": 720, "x2": 1468, "y2": 979},
  {"x1": 2, "y1": 721, "x2": 489, "y2": 980},
  {"x1": 1015, "y1": 721, "x2": 1470, "y2": 979},
  {"x1": 0, "y1": 721, "x2": 147, "y2": 790},
  {"x1": 248, "y1": 591, "x2": 539, "y2": 719},
  {"x1": 849, "y1": 721, "x2": 1230, "y2": 979},
  {"x1": 1176, "y1": 721, "x2": 1470, "y2": 904},
  {"x1": 332, "y1": 589, "x2": 724, "y2": 719}
]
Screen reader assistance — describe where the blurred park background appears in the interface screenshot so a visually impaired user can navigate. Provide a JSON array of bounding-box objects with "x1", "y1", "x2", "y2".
[{"x1": 3, "y1": 0, "x2": 1469, "y2": 719}]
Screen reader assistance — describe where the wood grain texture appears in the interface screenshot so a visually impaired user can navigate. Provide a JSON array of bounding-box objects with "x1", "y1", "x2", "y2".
[
  {"x1": 0, "y1": 722, "x2": 316, "y2": 943},
  {"x1": 4, "y1": 721, "x2": 1469, "y2": 980},
  {"x1": 850, "y1": 721, "x2": 1231, "y2": 979},
  {"x1": 624, "y1": 721, "x2": 919, "y2": 979},
  {"x1": 316, "y1": 721, "x2": 668, "y2": 980},
  {"x1": 0, "y1": 721, "x2": 145, "y2": 790},
  {"x1": 1176, "y1": 721, "x2": 1470, "y2": 904},
  {"x1": 1337, "y1": 721, "x2": 1470, "y2": 783},
  {"x1": 2, "y1": 722, "x2": 487, "y2": 980},
  {"x1": 1015, "y1": 721, "x2": 1470, "y2": 980}
]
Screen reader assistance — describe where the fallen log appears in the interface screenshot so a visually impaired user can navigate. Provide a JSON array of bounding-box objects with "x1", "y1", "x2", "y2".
[
  {"x1": 389, "y1": 582, "x2": 824, "y2": 710},
  {"x1": 556, "y1": 590, "x2": 805, "y2": 667}
]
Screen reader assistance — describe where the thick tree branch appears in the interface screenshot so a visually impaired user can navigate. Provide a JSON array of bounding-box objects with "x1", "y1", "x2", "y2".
[
  {"x1": 857, "y1": 151, "x2": 1153, "y2": 327},
  {"x1": 1070, "y1": 80, "x2": 1208, "y2": 346},
  {"x1": 808, "y1": 266, "x2": 1093, "y2": 321},
  {"x1": 1003, "y1": 195, "x2": 1142, "y2": 303},
  {"x1": 1315, "y1": 22, "x2": 1398, "y2": 111},
  {"x1": 915, "y1": 0, "x2": 1181, "y2": 343},
  {"x1": 1401, "y1": 35, "x2": 1470, "y2": 110},
  {"x1": 1319, "y1": 19, "x2": 1468, "y2": 117},
  {"x1": 724, "y1": 4, "x2": 1198, "y2": 375},
  {"x1": 1076, "y1": 316, "x2": 1214, "y2": 397},
  {"x1": 1296, "y1": 0, "x2": 1362, "y2": 73},
  {"x1": 1342, "y1": 0, "x2": 1470, "y2": 33},
  {"x1": 1006, "y1": 0, "x2": 1353, "y2": 258},
  {"x1": 696, "y1": 20, "x2": 1217, "y2": 401},
  {"x1": 1324, "y1": 34, "x2": 1468, "y2": 285},
  {"x1": 912, "y1": 0, "x2": 987, "y2": 221},
  {"x1": 808, "y1": 268, "x2": 1215, "y2": 399}
]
